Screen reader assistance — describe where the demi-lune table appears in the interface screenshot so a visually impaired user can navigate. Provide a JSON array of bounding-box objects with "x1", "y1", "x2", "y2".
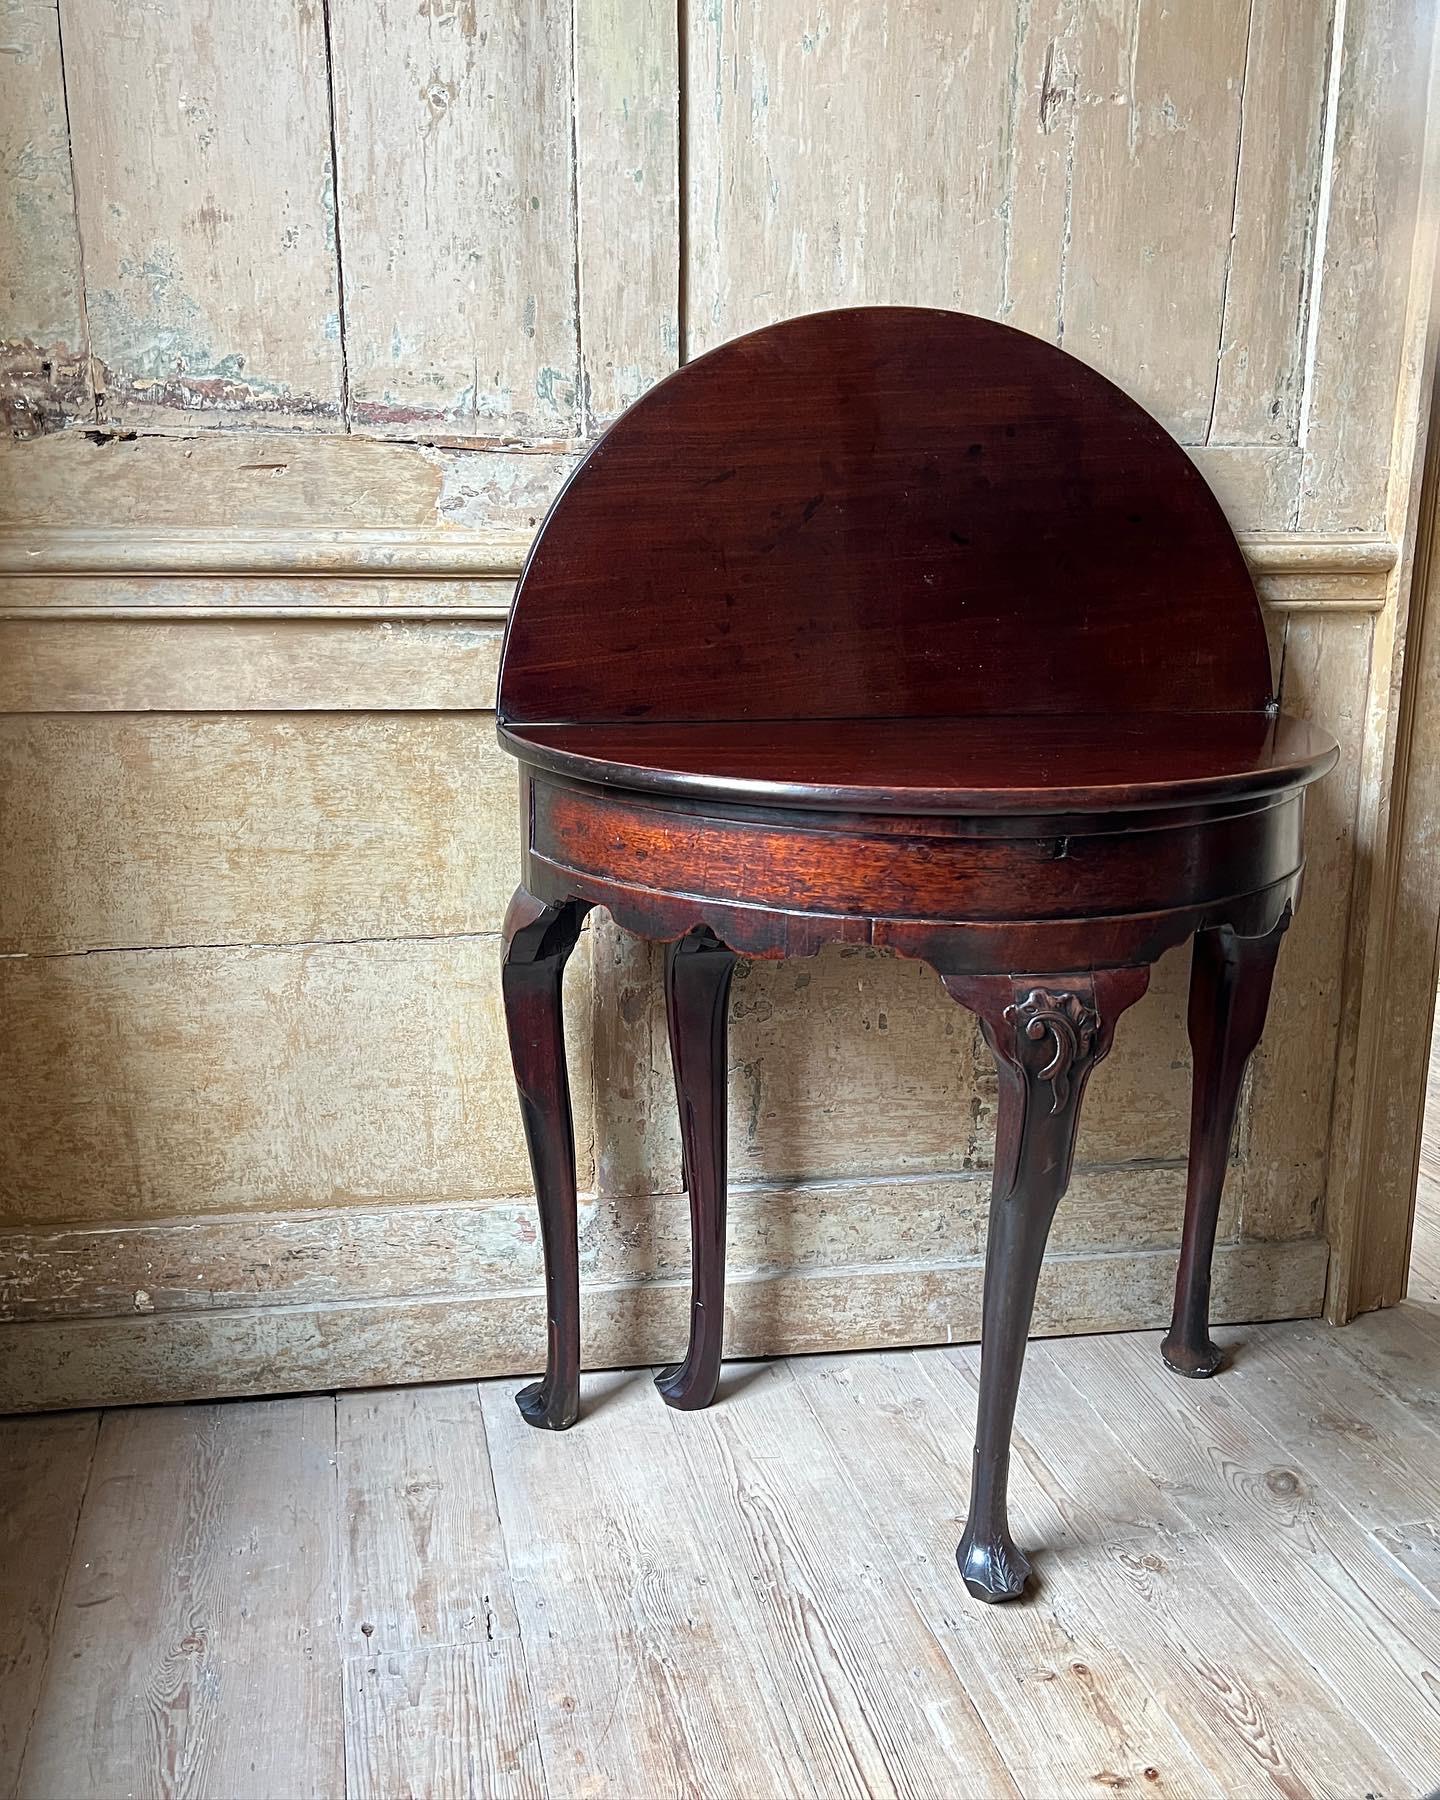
[{"x1": 495, "y1": 307, "x2": 1337, "y2": 1603}]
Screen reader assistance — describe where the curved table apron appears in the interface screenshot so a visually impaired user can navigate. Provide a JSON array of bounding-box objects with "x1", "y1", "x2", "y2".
[{"x1": 498, "y1": 726, "x2": 1323, "y2": 1604}]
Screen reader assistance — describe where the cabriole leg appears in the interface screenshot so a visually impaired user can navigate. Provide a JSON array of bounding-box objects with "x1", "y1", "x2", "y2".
[
  {"x1": 1162, "y1": 911, "x2": 1291, "y2": 1379},
  {"x1": 943, "y1": 966, "x2": 1151, "y2": 1602},
  {"x1": 502, "y1": 887, "x2": 591, "y2": 1430},
  {"x1": 657, "y1": 930, "x2": 740, "y2": 1411}
]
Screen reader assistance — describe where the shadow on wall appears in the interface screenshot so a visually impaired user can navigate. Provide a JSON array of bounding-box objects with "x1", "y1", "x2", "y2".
[{"x1": 588, "y1": 923, "x2": 1199, "y2": 1301}]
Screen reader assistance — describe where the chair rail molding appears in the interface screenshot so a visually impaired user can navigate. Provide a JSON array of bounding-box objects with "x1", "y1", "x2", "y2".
[{"x1": 0, "y1": 525, "x2": 1398, "y2": 618}]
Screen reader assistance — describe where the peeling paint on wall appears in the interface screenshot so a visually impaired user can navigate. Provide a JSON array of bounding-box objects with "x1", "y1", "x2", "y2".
[{"x1": 0, "y1": 338, "x2": 93, "y2": 437}]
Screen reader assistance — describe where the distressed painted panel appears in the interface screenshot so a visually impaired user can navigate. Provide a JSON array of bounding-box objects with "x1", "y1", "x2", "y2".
[
  {"x1": 0, "y1": 0, "x2": 91, "y2": 435},
  {"x1": 0, "y1": 1164, "x2": 1208, "y2": 1323},
  {"x1": 684, "y1": 1, "x2": 1021, "y2": 355},
  {"x1": 727, "y1": 950, "x2": 983, "y2": 1184},
  {"x1": 328, "y1": 0, "x2": 578, "y2": 441},
  {"x1": 0, "y1": 432, "x2": 575, "y2": 533},
  {"x1": 595, "y1": 936, "x2": 978, "y2": 1195},
  {"x1": 1299, "y1": 0, "x2": 1432, "y2": 530},
  {"x1": 60, "y1": 0, "x2": 344, "y2": 430},
  {"x1": 0, "y1": 619, "x2": 506, "y2": 712},
  {"x1": 1038, "y1": 0, "x2": 1251, "y2": 441},
  {"x1": 1238, "y1": 610, "x2": 1374, "y2": 1238},
  {"x1": 1189, "y1": 445, "x2": 1302, "y2": 532},
  {"x1": 574, "y1": 0, "x2": 680, "y2": 424},
  {"x1": 0, "y1": 714, "x2": 519, "y2": 953},
  {"x1": 0, "y1": 937, "x2": 592, "y2": 1226},
  {"x1": 1209, "y1": 0, "x2": 1333, "y2": 445},
  {"x1": 685, "y1": 0, "x2": 1326, "y2": 454}
]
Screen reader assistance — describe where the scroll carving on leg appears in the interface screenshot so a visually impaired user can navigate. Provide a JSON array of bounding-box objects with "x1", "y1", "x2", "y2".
[
  {"x1": 942, "y1": 966, "x2": 1151, "y2": 1601},
  {"x1": 1162, "y1": 908, "x2": 1292, "y2": 1379},
  {"x1": 501, "y1": 887, "x2": 591, "y2": 1430},
  {"x1": 657, "y1": 929, "x2": 740, "y2": 1411}
]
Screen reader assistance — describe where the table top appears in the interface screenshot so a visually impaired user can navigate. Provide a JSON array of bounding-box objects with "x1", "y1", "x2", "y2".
[
  {"x1": 501, "y1": 712, "x2": 1338, "y2": 816},
  {"x1": 497, "y1": 310, "x2": 1277, "y2": 731}
]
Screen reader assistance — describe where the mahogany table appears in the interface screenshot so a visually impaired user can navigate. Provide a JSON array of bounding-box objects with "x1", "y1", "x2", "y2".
[{"x1": 496, "y1": 307, "x2": 1338, "y2": 1603}]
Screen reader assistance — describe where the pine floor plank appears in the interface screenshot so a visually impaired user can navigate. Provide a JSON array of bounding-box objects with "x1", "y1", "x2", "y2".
[
  {"x1": 1315, "y1": 1297, "x2": 1440, "y2": 1443},
  {"x1": 1196, "y1": 1317, "x2": 1440, "y2": 1523},
  {"x1": 945, "y1": 1339, "x2": 1420, "y2": 1799},
  {"x1": 337, "y1": 1383, "x2": 521, "y2": 1653},
  {"x1": 1054, "y1": 1331, "x2": 1440, "y2": 1793},
  {"x1": 17, "y1": 1398, "x2": 342, "y2": 1800},
  {"x1": 664, "y1": 1359, "x2": 1022, "y2": 1798},
  {"x1": 0, "y1": 1412, "x2": 98, "y2": 1798},
  {"x1": 479, "y1": 1368, "x2": 824, "y2": 1800},
  {"x1": 791, "y1": 1347, "x2": 1230, "y2": 1797},
  {"x1": 1371, "y1": 1518, "x2": 1440, "y2": 1603},
  {"x1": 337, "y1": 1383, "x2": 545, "y2": 1797},
  {"x1": 1410, "y1": 1246, "x2": 1440, "y2": 1303},
  {"x1": 344, "y1": 1643, "x2": 546, "y2": 1800}
]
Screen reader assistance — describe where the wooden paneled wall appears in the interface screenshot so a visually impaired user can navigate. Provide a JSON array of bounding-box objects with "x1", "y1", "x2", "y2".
[{"x1": 0, "y1": 0, "x2": 1433, "y2": 1408}]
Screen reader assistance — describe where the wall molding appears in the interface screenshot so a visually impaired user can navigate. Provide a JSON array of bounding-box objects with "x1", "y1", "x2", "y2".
[
  {"x1": 0, "y1": 1231, "x2": 1327, "y2": 1411},
  {"x1": 0, "y1": 1167, "x2": 1199, "y2": 1324},
  {"x1": 0, "y1": 526, "x2": 536, "y2": 579},
  {"x1": 0, "y1": 525, "x2": 1397, "y2": 618}
]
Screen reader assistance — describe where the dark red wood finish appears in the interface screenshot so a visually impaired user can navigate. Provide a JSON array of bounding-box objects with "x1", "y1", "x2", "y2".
[
  {"x1": 656, "y1": 931, "x2": 740, "y2": 1411},
  {"x1": 944, "y1": 966, "x2": 1151, "y2": 1600},
  {"x1": 500, "y1": 307, "x2": 1273, "y2": 725},
  {"x1": 500, "y1": 889, "x2": 591, "y2": 1431},
  {"x1": 494, "y1": 306, "x2": 1339, "y2": 1604},
  {"x1": 1161, "y1": 910, "x2": 1293, "y2": 1379}
]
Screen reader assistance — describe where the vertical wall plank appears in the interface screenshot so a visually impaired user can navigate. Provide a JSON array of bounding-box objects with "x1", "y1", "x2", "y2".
[
  {"x1": 1239, "y1": 611, "x2": 1373, "y2": 1240},
  {"x1": 1059, "y1": 0, "x2": 1251, "y2": 441},
  {"x1": 59, "y1": 0, "x2": 344, "y2": 431},
  {"x1": 574, "y1": 0, "x2": 680, "y2": 425},
  {"x1": 1210, "y1": 0, "x2": 1334, "y2": 445},
  {"x1": 684, "y1": 2, "x2": 1021, "y2": 358},
  {"x1": 1299, "y1": 0, "x2": 1431, "y2": 529},
  {"x1": 998, "y1": 0, "x2": 1083, "y2": 345},
  {"x1": 329, "y1": 0, "x2": 578, "y2": 442},
  {"x1": 0, "y1": 0, "x2": 91, "y2": 435}
]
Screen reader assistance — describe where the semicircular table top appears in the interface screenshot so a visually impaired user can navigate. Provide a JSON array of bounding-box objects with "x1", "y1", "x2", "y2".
[
  {"x1": 499, "y1": 714, "x2": 1339, "y2": 816},
  {"x1": 498, "y1": 305, "x2": 1281, "y2": 737}
]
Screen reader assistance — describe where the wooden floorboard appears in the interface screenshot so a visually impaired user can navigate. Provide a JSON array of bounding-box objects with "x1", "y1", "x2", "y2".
[
  {"x1": 1050, "y1": 1333, "x2": 1440, "y2": 1793},
  {"x1": 15, "y1": 1398, "x2": 343, "y2": 1800},
  {"x1": 0, "y1": 1412, "x2": 98, "y2": 1797},
  {"x1": 802, "y1": 1347, "x2": 1239, "y2": 1795},
  {"x1": 949, "y1": 1338, "x2": 1422, "y2": 1798},
  {"x1": 668, "y1": 1357, "x2": 1024, "y2": 1796},
  {"x1": 479, "y1": 1366, "x2": 832, "y2": 1799},
  {"x1": 337, "y1": 1384, "x2": 547, "y2": 1800},
  {"x1": 4, "y1": 1016, "x2": 1440, "y2": 1797}
]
